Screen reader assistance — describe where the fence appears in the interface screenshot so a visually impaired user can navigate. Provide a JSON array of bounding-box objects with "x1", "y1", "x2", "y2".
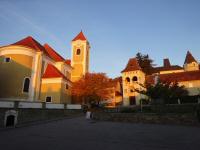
[{"x1": 0, "y1": 100, "x2": 82, "y2": 110}]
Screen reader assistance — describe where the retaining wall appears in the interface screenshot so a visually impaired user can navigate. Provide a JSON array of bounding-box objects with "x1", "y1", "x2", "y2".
[
  {"x1": 93, "y1": 112, "x2": 200, "y2": 126},
  {"x1": 0, "y1": 100, "x2": 83, "y2": 128}
]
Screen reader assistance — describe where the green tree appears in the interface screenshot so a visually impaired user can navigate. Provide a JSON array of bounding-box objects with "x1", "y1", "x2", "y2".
[
  {"x1": 136, "y1": 81, "x2": 188, "y2": 105},
  {"x1": 136, "y1": 52, "x2": 155, "y2": 75}
]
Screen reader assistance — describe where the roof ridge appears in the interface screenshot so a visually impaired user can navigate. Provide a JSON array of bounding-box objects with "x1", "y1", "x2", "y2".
[
  {"x1": 12, "y1": 36, "x2": 45, "y2": 52},
  {"x1": 43, "y1": 43, "x2": 65, "y2": 62},
  {"x1": 121, "y1": 57, "x2": 142, "y2": 73}
]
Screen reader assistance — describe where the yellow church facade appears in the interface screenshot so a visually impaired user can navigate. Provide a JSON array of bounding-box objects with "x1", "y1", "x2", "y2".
[
  {"x1": 121, "y1": 51, "x2": 200, "y2": 106},
  {"x1": 0, "y1": 31, "x2": 90, "y2": 104}
]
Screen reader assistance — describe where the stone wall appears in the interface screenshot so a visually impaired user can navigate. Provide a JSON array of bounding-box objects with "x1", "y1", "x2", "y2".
[
  {"x1": 0, "y1": 108, "x2": 82, "y2": 128},
  {"x1": 92, "y1": 112, "x2": 200, "y2": 126}
]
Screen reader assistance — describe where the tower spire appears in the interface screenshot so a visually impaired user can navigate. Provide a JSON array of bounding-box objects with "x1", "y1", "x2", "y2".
[{"x1": 72, "y1": 31, "x2": 87, "y2": 41}]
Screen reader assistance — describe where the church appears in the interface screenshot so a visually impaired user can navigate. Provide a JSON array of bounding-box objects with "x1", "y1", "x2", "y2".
[
  {"x1": 0, "y1": 31, "x2": 90, "y2": 104},
  {"x1": 121, "y1": 51, "x2": 200, "y2": 106}
]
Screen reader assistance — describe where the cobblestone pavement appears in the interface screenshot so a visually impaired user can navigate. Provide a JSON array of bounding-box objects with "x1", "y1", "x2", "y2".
[{"x1": 0, "y1": 117, "x2": 200, "y2": 150}]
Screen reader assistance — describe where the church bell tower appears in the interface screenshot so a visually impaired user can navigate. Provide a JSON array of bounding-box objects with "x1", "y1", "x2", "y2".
[{"x1": 71, "y1": 31, "x2": 90, "y2": 82}]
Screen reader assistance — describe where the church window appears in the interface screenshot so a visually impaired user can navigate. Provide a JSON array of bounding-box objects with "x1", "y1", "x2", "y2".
[
  {"x1": 46, "y1": 96, "x2": 52, "y2": 103},
  {"x1": 4, "y1": 57, "x2": 11, "y2": 63},
  {"x1": 23, "y1": 77, "x2": 30, "y2": 93},
  {"x1": 76, "y1": 49, "x2": 81, "y2": 55},
  {"x1": 132, "y1": 76, "x2": 138, "y2": 82}
]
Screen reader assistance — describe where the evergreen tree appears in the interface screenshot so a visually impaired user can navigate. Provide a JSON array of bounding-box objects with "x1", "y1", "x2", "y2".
[{"x1": 136, "y1": 52, "x2": 155, "y2": 75}]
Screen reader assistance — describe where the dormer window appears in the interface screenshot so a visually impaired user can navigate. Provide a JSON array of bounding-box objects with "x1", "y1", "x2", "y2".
[
  {"x1": 76, "y1": 49, "x2": 81, "y2": 55},
  {"x1": 4, "y1": 57, "x2": 11, "y2": 63}
]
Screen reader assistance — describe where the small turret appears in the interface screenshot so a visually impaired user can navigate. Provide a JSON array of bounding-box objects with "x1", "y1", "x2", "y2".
[{"x1": 184, "y1": 51, "x2": 199, "y2": 71}]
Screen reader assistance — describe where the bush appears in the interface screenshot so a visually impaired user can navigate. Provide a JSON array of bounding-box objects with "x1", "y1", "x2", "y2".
[
  {"x1": 140, "y1": 99, "x2": 150, "y2": 105},
  {"x1": 120, "y1": 107, "x2": 140, "y2": 113}
]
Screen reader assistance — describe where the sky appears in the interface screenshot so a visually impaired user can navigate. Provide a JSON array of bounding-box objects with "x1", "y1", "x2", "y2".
[{"x1": 0, "y1": 0, "x2": 200, "y2": 78}]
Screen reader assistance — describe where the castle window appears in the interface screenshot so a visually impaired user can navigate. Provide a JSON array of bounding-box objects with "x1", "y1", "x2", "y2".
[
  {"x1": 76, "y1": 49, "x2": 81, "y2": 55},
  {"x1": 66, "y1": 84, "x2": 69, "y2": 89},
  {"x1": 46, "y1": 96, "x2": 52, "y2": 103},
  {"x1": 23, "y1": 77, "x2": 30, "y2": 93},
  {"x1": 125, "y1": 77, "x2": 130, "y2": 83},
  {"x1": 4, "y1": 57, "x2": 11, "y2": 63},
  {"x1": 132, "y1": 76, "x2": 138, "y2": 82}
]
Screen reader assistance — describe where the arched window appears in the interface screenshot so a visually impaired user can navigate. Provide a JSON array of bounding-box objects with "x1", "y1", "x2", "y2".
[
  {"x1": 132, "y1": 76, "x2": 138, "y2": 82},
  {"x1": 76, "y1": 49, "x2": 81, "y2": 55},
  {"x1": 125, "y1": 77, "x2": 130, "y2": 83},
  {"x1": 23, "y1": 77, "x2": 30, "y2": 93}
]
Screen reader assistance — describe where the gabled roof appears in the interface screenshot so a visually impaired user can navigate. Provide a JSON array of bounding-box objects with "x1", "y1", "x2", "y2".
[
  {"x1": 43, "y1": 44, "x2": 65, "y2": 62},
  {"x1": 42, "y1": 64, "x2": 70, "y2": 82},
  {"x1": 72, "y1": 31, "x2": 87, "y2": 41},
  {"x1": 184, "y1": 51, "x2": 197, "y2": 64},
  {"x1": 121, "y1": 58, "x2": 142, "y2": 73},
  {"x1": 12, "y1": 36, "x2": 46, "y2": 52},
  {"x1": 42, "y1": 64, "x2": 65, "y2": 78},
  {"x1": 146, "y1": 70, "x2": 200, "y2": 84}
]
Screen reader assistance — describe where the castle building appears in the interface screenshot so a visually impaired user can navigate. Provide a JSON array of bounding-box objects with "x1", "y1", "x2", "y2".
[
  {"x1": 121, "y1": 51, "x2": 200, "y2": 106},
  {"x1": 0, "y1": 31, "x2": 90, "y2": 103}
]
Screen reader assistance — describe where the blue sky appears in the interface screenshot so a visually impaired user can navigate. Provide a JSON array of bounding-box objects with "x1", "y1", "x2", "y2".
[{"x1": 0, "y1": 0, "x2": 200, "y2": 78}]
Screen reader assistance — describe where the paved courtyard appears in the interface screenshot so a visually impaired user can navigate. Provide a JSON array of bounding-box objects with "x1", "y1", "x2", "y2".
[{"x1": 0, "y1": 117, "x2": 200, "y2": 150}]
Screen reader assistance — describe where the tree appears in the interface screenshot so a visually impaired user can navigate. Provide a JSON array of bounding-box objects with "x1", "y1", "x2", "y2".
[
  {"x1": 71, "y1": 73, "x2": 113, "y2": 105},
  {"x1": 135, "y1": 80, "x2": 188, "y2": 105},
  {"x1": 136, "y1": 52, "x2": 155, "y2": 75}
]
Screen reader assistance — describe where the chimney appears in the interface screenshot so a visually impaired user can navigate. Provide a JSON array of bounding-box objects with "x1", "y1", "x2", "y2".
[{"x1": 163, "y1": 58, "x2": 171, "y2": 67}]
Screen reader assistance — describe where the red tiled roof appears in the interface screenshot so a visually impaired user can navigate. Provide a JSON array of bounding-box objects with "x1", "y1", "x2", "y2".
[
  {"x1": 184, "y1": 51, "x2": 197, "y2": 64},
  {"x1": 146, "y1": 70, "x2": 200, "y2": 84},
  {"x1": 72, "y1": 31, "x2": 87, "y2": 41},
  {"x1": 43, "y1": 44, "x2": 65, "y2": 62},
  {"x1": 12, "y1": 36, "x2": 46, "y2": 52},
  {"x1": 151, "y1": 65, "x2": 183, "y2": 73},
  {"x1": 65, "y1": 59, "x2": 71, "y2": 65},
  {"x1": 121, "y1": 58, "x2": 142, "y2": 73},
  {"x1": 42, "y1": 64, "x2": 69, "y2": 82},
  {"x1": 151, "y1": 58, "x2": 183, "y2": 73}
]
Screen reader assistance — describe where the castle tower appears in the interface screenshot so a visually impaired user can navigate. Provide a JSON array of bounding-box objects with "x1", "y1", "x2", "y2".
[
  {"x1": 121, "y1": 58, "x2": 146, "y2": 106},
  {"x1": 184, "y1": 51, "x2": 199, "y2": 72},
  {"x1": 71, "y1": 31, "x2": 90, "y2": 82}
]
